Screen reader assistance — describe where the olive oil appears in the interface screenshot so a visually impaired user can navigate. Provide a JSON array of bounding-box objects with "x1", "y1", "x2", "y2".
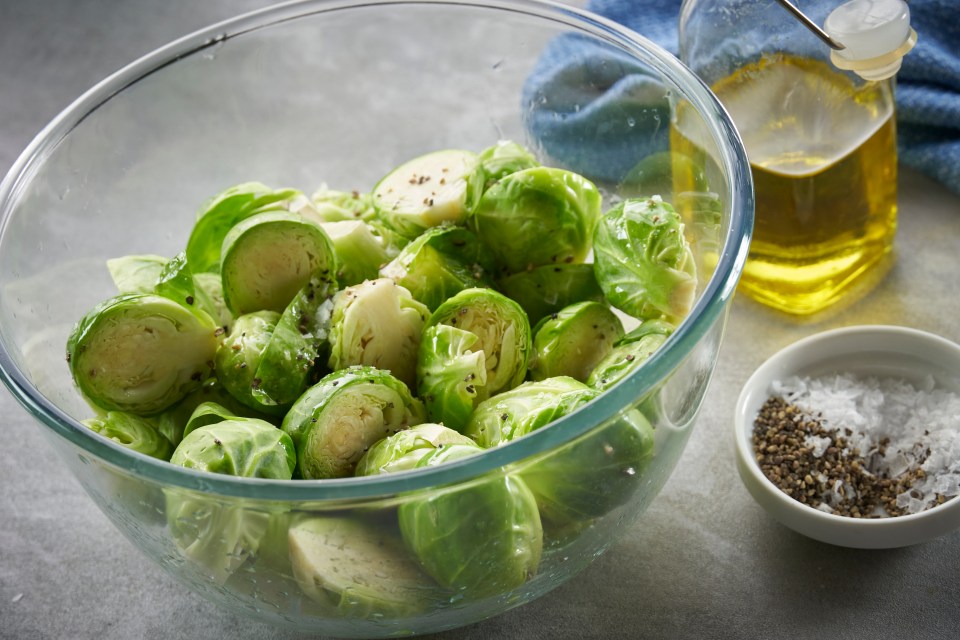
[{"x1": 673, "y1": 54, "x2": 898, "y2": 314}]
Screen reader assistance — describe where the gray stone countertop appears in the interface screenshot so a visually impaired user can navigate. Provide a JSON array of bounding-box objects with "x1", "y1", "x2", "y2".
[{"x1": 2, "y1": 1, "x2": 960, "y2": 639}]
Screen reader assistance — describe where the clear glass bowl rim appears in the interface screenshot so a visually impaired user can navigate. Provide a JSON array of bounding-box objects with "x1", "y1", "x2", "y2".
[{"x1": 0, "y1": 0, "x2": 753, "y2": 500}]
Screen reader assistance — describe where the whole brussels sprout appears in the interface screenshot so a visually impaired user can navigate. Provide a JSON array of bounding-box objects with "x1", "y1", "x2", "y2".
[
  {"x1": 327, "y1": 278, "x2": 429, "y2": 389},
  {"x1": 587, "y1": 318, "x2": 675, "y2": 391},
  {"x1": 529, "y1": 301, "x2": 625, "y2": 382},
  {"x1": 170, "y1": 418, "x2": 296, "y2": 479},
  {"x1": 593, "y1": 196, "x2": 697, "y2": 323},
  {"x1": 398, "y1": 443, "x2": 543, "y2": 599},
  {"x1": 220, "y1": 211, "x2": 337, "y2": 316},
  {"x1": 372, "y1": 149, "x2": 484, "y2": 239},
  {"x1": 66, "y1": 293, "x2": 218, "y2": 416},
  {"x1": 281, "y1": 366, "x2": 426, "y2": 479},
  {"x1": 379, "y1": 225, "x2": 497, "y2": 311},
  {"x1": 289, "y1": 516, "x2": 437, "y2": 617},
  {"x1": 185, "y1": 182, "x2": 302, "y2": 274},
  {"x1": 82, "y1": 411, "x2": 173, "y2": 460},
  {"x1": 477, "y1": 139, "x2": 540, "y2": 189},
  {"x1": 355, "y1": 423, "x2": 477, "y2": 476},
  {"x1": 497, "y1": 262, "x2": 605, "y2": 326},
  {"x1": 468, "y1": 166, "x2": 601, "y2": 274}
]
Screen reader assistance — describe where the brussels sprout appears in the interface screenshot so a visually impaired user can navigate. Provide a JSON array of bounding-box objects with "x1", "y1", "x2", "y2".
[
  {"x1": 192, "y1": 271, "x2": 232, "y2": 330},
  {"x1": 398, "y1": 443, "x2": 542, "y2": 598},
  {"x1": 82, "y1": 411, "x2": 174, "y2": 460},
  {"x1": 372, "y1": 149, "x2": 484, "y2": 238},
  {"x1": 152, "y1": 377, "x2": 269, "y2": 447},
  {"x1": 529, "y1": 301, "x2": 625, "y2": 382},
  {"x1": 416, "y1": 324, "x2": 487, "y2": 432},
  {"x1": 66, "y1": 294, "x2": 218, "y2": 415},
  {"x1": 477, "y1": 139, "x2": 540, "y2": 189},
  {"x1": 327, "y1": 278, "x2": 428, "y2": 389},
  {"x1": 593, "y1": 196, "x2": 697, "y2": 323},
  {"x1": 587, "y1": 318, "x2": 675, "y2": 391},
  {"x1": 220, "y1": 211, "x2": 336, "y2": 316},
  {"x1": 427, "y1": 287, "x2": 531, "y2": 397},
  {"x1": 518, "y1": 408, "x2": 655, "y2": 525},
  {"x1": 497, "y1": 263, "x2": 605, "y2": 326},
  {"x1": 319, "y1": 220, "x2": 393, "y2": 286},
  {"x1": 469, "y1": 167, "x2": 601, "y2": 274},
  {"x1": 215, "y1": 311, "x2": 286, "y2": 414},
  {"x1": 181, "y1": 401, "x2": 237, "y2": 439},
  {"x1": 170, "y1": 418, "x2": 296, "y2": 478},
  {"x1": 281, "y1": 366, "x2": 426, "y2": 479},
  {"x1": 185, "y1": 182, "x2": 301, "y2": 274},
  {"x1": 106, "y1": 254, "x2": 168, "y2": 294},
  {"x1": 289, "y1": 516, "x2": 436, "y2": 617},
  {"x1": 309, "y1": 185, "x2": 377, "y2": 222},
  {"x1": 464, "y1": 376, "x2": 598, "y2": 448},
  {"x1": 379, "y1": 225, "x2": 496, "y2": 311},
  {"x1": 355, "y1": 423, "x2": 477, "y2": 476}
]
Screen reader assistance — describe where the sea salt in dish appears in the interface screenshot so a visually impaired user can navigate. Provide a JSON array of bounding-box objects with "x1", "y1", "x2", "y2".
[{"x1": 734, "y1": 325, "x2": 960, "y2": 548}]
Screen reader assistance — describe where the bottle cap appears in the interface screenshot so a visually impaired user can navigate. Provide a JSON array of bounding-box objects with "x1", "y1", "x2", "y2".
[{"x1": 824, "y1": 0, "x2": 916, "y2": 81}]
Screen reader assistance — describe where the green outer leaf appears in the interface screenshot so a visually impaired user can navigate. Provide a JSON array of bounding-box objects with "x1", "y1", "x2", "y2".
[
  {"x1": 185, "y1": 182, "x2": 301, "y2": 274},
  {"x1": 66, "y1": 293, "x2": 218, "y2": 415},
  {"x1": 428, "y1": 288, "x2": 531, "y2": 399},
  {"x1": 518, "y1": 408, "x2": 655, "y2": 525},
  {"x1": 83, "y1": 411, "x2": 174, "y2": 460},
  {"x1": 592, "y1": 196, "x2": 698, "y2": 323},
  {"x1": 379, "y1": 224, "x2": 496, "y2": 311},
  {"x1": 106, "y1": 254, "x2": 168, "y2": 295},
  {"x1": 477, "y1": 139, "x2": 540, "y2": 189},
  {"x1": 152, "y1": 378, "x2": 274, "y2": 447},
  {"x1": 354, "y1": 423, "x2": 477, "y2": 476},
  {"x1": 529, "y1": 301, "x2": 625, "y2": 382},
  {"x1": 281, "y1": 366, "x2": 426, "y2": 479},
  {"x1": 586, "y1": 318, "x2": 675, "y2": 391},
  {"x1": 497, "y1": 263, "x2": 604, "y2": 326},
  {"x1": 463, "y1": 377, "x2": 599, "y2": 448},
  {"x1": 469, "y1": 166, "x2": 601, "y2": 274},
  {"x1": 154, "y1": 252, "x2": 222, "y2": 328},
  {"x1": 398, "y1": 444, "x2": 542, "y2": 598},
  {"x1": 220, "y1": 211, "x2": 337, "y2": 316},
  {"x1": 214, "y1": 311, "x2": 287, "y2": 415},
  {"x1": 416, "y1": 325, "x2": 487, "y2": 433},
  {"x1": 170, "y1": 418, "x2": 296, "y2": 479},
  {"x1": 181, "y1": 401, "x2": 236, "y2": 440}
]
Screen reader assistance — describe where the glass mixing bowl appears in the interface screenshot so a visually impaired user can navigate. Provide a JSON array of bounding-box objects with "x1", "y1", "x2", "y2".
[{"x1": 0, "y1": 0, "x2": 752, "y2": 635}]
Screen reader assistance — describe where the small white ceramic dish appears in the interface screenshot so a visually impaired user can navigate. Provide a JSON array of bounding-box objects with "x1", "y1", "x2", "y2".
[{"x1": 734, "y1": 324, "x2": 960, "y2": 548}]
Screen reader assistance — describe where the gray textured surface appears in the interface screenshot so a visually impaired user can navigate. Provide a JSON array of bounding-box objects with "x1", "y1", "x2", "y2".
[{"x1": 2, "y1": 1, "x2": 960, "y2": 639}]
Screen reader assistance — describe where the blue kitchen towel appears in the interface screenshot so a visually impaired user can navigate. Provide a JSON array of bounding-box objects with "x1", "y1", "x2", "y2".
[{"x1": 523, "y1": 0, "x2": 960, "y2": 194}]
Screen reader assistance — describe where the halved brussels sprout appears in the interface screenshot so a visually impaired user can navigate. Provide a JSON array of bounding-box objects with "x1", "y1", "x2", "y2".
[
  {"x1": 309, "y1": 185, "x2": 377, "y2": 222},
  {"x1": 66, "y1": 293, "x2": 218, "y2": 415},
  {"x1": 464, "y1": 376, "x2": 598, "y2": 448},
  {"x1": 327, "y1": 278, "x2": 429, "y2": 389},
  {"x1": 289, "y1": 516, "x2": 436, "y2": 617},
  {"x1": 372, "y1": 149, "x2": 483, "y2": 238},
  {"x1": 398, "y1": 443, "x2": 543, "y2": 598},
  {"x1": 185, "y1": 182, "x2": 301, "y2": 274},
  {"x1": 379, "y1": 224, "x2": 496, "y2": 311},
  {"x1": 281, "y1": 366, "x2": 426, "y2": 479},
  {"x1": 170, "y1": 418, "x2": 296, "y2": 479},
  {"x1": 518, "y1": 407, "x2": 655, "y2": 525},
  {"x1": 355, "y1": 422, "x2": 477, "y2": 476},
  {"x1": 319, "y1": 220, "x2": 393, "y2": 286},
  {"x1": 416, "y1": 324, "x2": 487, "y2": 432},
  {"x1": 220, "y1": 211, "x2": 336, "y2": 316},
  {"x1": 587, "y1": 318, "x2": 675, "y2": 391},
  {"x1": 477, "y1": 139, "x2": 540, "y2": 189},
  {"x1": 497, "y1": 262, "x2": 605, "y2": 326},
  {"x1": 593, "y1": 196, "x2": 697, "y2": 323},
  {"x1": 529, "y1": 301, "x2": 625, "y2": 382},
  {"x1": 83, "y1": 411, "x2": 174, "y2": 460},
  {"x1": 214, "y1": 311, "x2": 286, "y2": 415},
  {"x1": 424, "y1": 287, "x2": 531, "y2": 400},
  {"x1": 106, "y1": 254, "x2": 168, "y2": 294},
  {"x1": 468, "y1": 166, "x2": 601, "y2": 274}
]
